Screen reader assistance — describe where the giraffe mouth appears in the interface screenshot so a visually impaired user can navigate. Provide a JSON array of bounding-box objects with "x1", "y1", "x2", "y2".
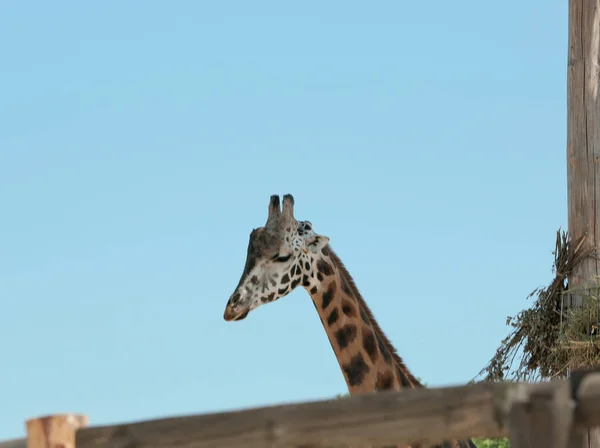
[
  {"x1": 223, "y1": 305, "x2": 249, "y2": 322},
  {"x1": 233, "y1": 310, "x2": 249, "y2": 321}
]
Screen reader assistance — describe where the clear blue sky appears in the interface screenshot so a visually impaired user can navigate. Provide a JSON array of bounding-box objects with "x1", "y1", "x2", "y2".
[{"x1": 1, "y1": 0, "x2": 566, "y2": 440}]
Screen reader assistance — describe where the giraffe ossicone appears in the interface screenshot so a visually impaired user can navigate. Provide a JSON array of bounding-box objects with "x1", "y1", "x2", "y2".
[
  {"x1": 224, "y1": 194, "x2": 329, "y2": 322},
  {"x1": 224, "y1": 194, "x2": 476, "y2": 448}
]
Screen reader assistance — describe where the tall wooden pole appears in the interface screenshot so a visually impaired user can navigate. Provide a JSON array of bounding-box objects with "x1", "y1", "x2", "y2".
[
  {"x1": 566, "y1": 0, "x2": 600, "y2": 446},
  {"x1": 567, "y1": 0, "x2": 600, "y2": 290}
]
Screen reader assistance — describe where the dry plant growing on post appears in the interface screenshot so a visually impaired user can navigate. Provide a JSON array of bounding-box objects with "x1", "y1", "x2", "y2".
[{"x1": 478, "y1": 230, "x2": 594, "y2": 382}]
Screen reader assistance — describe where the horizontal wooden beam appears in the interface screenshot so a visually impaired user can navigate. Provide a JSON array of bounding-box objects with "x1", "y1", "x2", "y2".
[
  {"x1": 73, "y1": 374, "x2": 600, "y2": 448},
  {"x1": 76, "y1": 381, "x2": 497, "y2": 447},
  {"x1": 3, "y1": 372, "x2": 600, "y2": 448}
]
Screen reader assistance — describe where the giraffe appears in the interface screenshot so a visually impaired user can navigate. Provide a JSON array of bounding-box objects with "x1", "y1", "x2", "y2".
[{"x1": 224, "y1": 194, "x2": 476, "y2": 448}]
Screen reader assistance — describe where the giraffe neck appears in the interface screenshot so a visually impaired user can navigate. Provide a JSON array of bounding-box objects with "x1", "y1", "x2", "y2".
[{"x1": 304, "y1": 246, "x2": 422, "y2": 395}]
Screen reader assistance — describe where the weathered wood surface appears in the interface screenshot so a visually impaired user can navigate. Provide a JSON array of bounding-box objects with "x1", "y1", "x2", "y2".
[
  {"x1": 0, "y1": 414, "x2": 88, "y2": 448},
  {"x1": 71, "y1": 375, "x2": 600, "y2": 448},
  {"x1": 566, "y1": 0, "x2": 600, "y2": 446},
  {"x1": 26, "y1": 414, "x2": 88, "y2": 448},
  {"x1": 507, "y1": 379, "x2": 572, "y2": 448},
  {"x1": 3, "y1": 374, "x2": 600, "y2": 448},
  {"x1": 76, "y1": 380, "x2": 501, "y2": 448},
  {"x1": 566, "y1": 0, "x2": 600, "y2": 296}
]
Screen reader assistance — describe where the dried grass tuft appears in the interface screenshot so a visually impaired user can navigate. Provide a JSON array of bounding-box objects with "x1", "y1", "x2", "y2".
[{"x1": 477, "y1": 229, "x2": 595, "y2": 382}]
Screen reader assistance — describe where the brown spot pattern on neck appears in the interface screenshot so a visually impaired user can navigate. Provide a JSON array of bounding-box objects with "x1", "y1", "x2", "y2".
[
  {"x1": 304, "y1": 245, "x2": 475, "y2": 448},
  {"x1": 326, "y1": 248, "x2": 422, "y2": 390}
]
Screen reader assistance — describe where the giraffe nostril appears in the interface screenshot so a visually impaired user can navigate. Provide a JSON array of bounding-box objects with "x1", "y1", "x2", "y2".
[{"x1": 230, "y1": 293, "x2": 241, "y2": 305}]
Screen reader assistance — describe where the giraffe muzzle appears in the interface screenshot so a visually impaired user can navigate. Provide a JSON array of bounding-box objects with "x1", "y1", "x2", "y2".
[{"x1": 223, "y1": 303, "x2": 249, "y2": 322}]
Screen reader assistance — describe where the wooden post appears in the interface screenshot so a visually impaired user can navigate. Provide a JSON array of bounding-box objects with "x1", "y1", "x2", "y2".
[
  {"x1": 25, "y1": 414, "x2": 88, "y2": 448},
  {"x1": 508, "y1": 379, "x2": 575, "y2": 448},
  {"x1": 566, "y1": 0, "x2": 600, "y2": 445},
  {"x1": 566, "y1": 0, "x2": 600, "y2": 293}
]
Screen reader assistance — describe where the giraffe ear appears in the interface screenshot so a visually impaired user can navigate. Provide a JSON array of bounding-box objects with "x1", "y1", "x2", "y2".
[{"x1": 305, "y1": 235, "x2": 330, "y2": 254}]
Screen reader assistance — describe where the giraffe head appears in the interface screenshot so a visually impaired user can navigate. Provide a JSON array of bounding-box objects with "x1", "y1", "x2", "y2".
[{"x1": 224, "y1": 194, "x2": 330, "y2": 321}]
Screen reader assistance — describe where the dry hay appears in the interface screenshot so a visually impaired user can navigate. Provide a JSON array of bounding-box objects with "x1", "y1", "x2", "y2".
[
  {"x1": 556, "y1": 339, "x2": 600, "y2": 372},
  {"x1": 477, "y1": 229, "x2": 596, "y2": 382},
  {"x1": 555, "y1": 295, "x2": 600, "y2": 372}
]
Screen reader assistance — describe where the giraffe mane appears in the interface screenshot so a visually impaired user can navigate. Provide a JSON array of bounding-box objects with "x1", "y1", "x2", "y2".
[{"x1": 326, "y1": 247, "x2": 423, "y2": 389}]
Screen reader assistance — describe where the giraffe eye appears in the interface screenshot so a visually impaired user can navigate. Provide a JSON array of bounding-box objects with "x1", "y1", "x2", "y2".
[{"x1": 272, "y1": 254, "x2": 292, "y2": 263}]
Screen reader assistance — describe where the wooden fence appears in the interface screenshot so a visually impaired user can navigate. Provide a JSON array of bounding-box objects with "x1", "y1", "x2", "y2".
[{"x1": 2, "y1": 369, "x2": 600, "y2": 448}]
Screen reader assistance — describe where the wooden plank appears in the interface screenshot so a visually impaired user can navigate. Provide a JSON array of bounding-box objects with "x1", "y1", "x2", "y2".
[
  {"x1": 528, "y1": 379, "x2": 574, "y2": 448},
  {"x1": 0, "y1": 375, "x2": 597, "y2": 448},
  {"x1": 574, "y1": 370, "x2": 600, "y2": 429},
  {"x1": 73, "y1": 380, "x2": 583, "y2": 448},
  {"x1": 508, "y1": 400, "x2": 531, "y2": 448},
  {"x1": 507, "y1": 381, "x2": 575, "y2": 448}
]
